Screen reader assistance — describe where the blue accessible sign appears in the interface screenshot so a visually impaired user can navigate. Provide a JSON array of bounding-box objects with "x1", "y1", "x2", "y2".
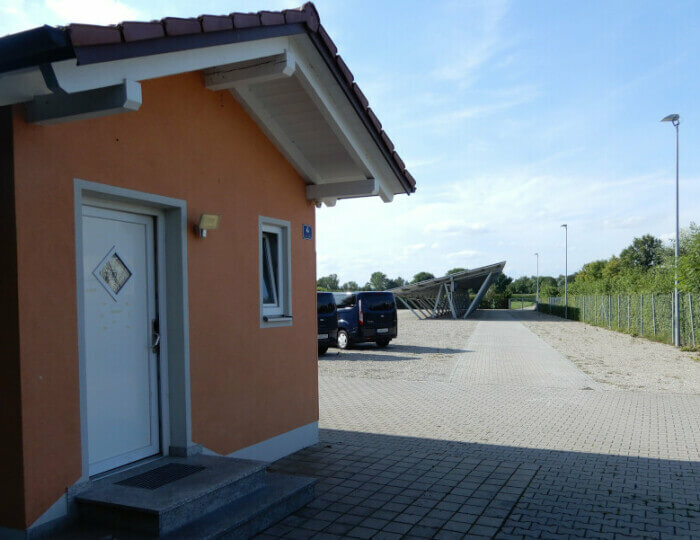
[{"x1": 302, "y1": 224, "x2": 313, "y2": 240}]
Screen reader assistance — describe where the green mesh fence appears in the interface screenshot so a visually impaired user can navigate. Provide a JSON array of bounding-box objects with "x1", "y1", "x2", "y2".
[{"x1": 538, "y1": 293, "x2": 698, "y2": 347}]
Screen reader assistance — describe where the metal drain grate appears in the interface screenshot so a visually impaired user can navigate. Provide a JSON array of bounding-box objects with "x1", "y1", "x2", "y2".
[{"x1": 116, "y1": 464, "x2": 206, "y2": 490}]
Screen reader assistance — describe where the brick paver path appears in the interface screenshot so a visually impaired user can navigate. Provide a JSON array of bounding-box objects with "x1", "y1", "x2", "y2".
[{"x1": 260, "y1": 311, "x2": 700, "y2": 539}]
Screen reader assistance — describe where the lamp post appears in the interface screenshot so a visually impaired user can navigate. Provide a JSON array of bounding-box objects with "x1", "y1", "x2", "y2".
[
  {"x1": 561, "y1": 224, "x2": 568, "y2": 319},
  {"x1": 534, "y1": 252, "x2": 539, "y2": 304},
  {"x1": 661, "y1": 113, "x2": 680, "y2": 347}
]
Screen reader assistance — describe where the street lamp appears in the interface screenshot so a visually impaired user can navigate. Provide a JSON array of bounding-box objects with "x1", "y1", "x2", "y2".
[
  {"x1": 661, "y1": 113, "x2": 680, "y2": 347},
  {"x1": 534, "y1": 252, "x2": 539, "y2": 304},
  {"x1": 561, "y1": 224, "x2": 568, "y2": 319}
]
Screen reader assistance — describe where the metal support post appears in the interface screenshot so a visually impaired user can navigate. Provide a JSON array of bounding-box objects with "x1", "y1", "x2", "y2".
[
  {"x1": 433, "y1": 284, "x2": 444, "y2": 317},
  {"x1": 397, "y1": 295, "x2": 423, "y2": 320},
  {"x1": 689, "y1": 293, "x2": 696, "y2": 347},
  {"x1": 651, "y1": 294, "x2": 656, "y2": 336}
]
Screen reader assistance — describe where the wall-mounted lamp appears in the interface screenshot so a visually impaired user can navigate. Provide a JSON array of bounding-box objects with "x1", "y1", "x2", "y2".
[{"x1": 196, "y1": 214, "x2": 221, "y2": 238}]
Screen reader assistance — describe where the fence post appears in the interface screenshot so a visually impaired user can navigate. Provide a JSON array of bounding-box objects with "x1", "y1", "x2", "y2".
[
  {"x1": 594, "y1": 295, "x2": 598, "y2": 325},
  {"x1": 627, "y1": 295, "x2": 631, "y2": 332},
  {"x1": 639, "y1": 295, "x2": 643, "y2": 336},
  {"x1": 671, "y1": 292, "x2": 674, "y2": 343},
  {"x1": 608, "y1": 295, "x2": 612, "y2": 328},
  {"x1": 617, "y1": 294, "x2": 620, "y2": 329},
  {"x1": 651, "y1": 293, "x2": 656, "y2": 337},
  {"x1": 689, "y1": 293, "x2": 696, "y2": 347},
  {"x1": 583, "y1": 296, "x2": 586, "y2": 322}
]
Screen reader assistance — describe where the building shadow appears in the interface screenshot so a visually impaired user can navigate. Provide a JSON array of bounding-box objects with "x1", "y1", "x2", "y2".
[
  {"x1": 319, "y1": 346, "x2": 471, "y2": 363},
  {"x1": 265, "y1": 429, "x2": 699, "y2": 538}
]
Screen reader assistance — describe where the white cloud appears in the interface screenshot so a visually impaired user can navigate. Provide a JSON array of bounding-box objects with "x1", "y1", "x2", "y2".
[
  {"x1": 0, "y1": 0, "x2": 143, "y2": 35},
  {"x1": 447, "y1": 249, "x2": 479, "y2": 259},
  {"x1": 45, "y1": 0, "x2": 141, "y2": 25},
  {"x1": 431, "y1": 0, "x2": 510, "y2": 86},
  {"x1": 424, "y1": 220, "x2": 487, "y2": 235}
]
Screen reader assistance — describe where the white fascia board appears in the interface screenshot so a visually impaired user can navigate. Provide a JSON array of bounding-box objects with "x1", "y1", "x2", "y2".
[
  {"x1": 290, "y1": 35, "x2": 405, "y2": 199},
  {"x1": 204, "y1": 50, "x2": 296, "y2": 91},
  {"x1": 306, "y1": 178, "x2": 379, "y2": 201},
  {"x1": 65, "y1": 37, "x2": 294, "y2": 95},
  {"x1": 0, "y1": 36, "x2": 291, "y2": 106}
]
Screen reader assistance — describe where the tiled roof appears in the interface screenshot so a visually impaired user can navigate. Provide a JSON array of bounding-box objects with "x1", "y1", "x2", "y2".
[{"x1": 63, "y1": 3, "x2": 415, "y2": 193}]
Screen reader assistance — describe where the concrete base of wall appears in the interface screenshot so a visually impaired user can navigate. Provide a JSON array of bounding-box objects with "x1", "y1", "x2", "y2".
[{"x1": 203, "y1": 422, "x2": 319, "y2": 463}]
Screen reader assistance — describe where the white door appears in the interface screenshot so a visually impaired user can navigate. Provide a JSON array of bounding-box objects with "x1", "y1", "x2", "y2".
[{"x1": 82, "y1": 205, "x2": 160, "y2": 475}]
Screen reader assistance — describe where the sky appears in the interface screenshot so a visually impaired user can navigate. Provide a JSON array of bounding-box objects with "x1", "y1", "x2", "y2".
[{"x1": 2, "y1": 0, "x2": 699, "y2": 284}]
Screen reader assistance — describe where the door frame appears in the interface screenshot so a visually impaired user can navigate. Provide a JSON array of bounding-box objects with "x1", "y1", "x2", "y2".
[{"x1": 74, "y1": 179, "x2": 194, "y2": 481}]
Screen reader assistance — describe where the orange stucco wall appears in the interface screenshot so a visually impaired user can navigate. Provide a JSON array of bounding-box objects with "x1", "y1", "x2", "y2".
[{"x1": 9, "y1": 72, "x2": 318, "y2": 528}]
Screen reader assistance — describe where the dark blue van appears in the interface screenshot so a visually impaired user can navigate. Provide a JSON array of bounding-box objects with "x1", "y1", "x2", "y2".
[
  {"x1": 317, "y1": 292, "x2": 338, "y2": 355},
  {"x1": 332, "y1": 292, "x2": 397, "y2": 349}
]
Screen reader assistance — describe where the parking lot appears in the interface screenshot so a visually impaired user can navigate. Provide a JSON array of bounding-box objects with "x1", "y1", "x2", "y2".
[{"x1": 261, "y1": 310, "x2": 700, "y2": 538}]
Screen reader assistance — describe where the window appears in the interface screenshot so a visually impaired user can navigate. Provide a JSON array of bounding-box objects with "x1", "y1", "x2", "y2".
[
  {"x1": 362, "y1": 293, "x2": 396, "y2": 311},
  {"x1": 259, "y1": 217, "x2": 292, "y2": 326},
  {"x1": 317, "y1": 293, "x2": 336, "y2": 314},
  {"x1": 333, "y1": 293, "x2": 356, "y2": 308}
]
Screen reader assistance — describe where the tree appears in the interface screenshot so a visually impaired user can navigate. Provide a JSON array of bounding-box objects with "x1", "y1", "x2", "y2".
[
  {"x1": 411, "y1": 271, "x2": 435, "y2": 283},
  {"x1": 367, "y1": 271, "x2": 388, "y2": 291},
  {"x1": 678, "y1": 223, "x2": 700, "y2": 292},
  {"x1": 446, "y1": 267, "x2": 466, "y2": 275},
  {"x1": 317, "y1": 274, "x2": 339, "y2": 291},
  {"x1": 509, "y1": 276, "x2": 535, "y2": 294},
  {"x1": 491, "y1": 273, "x2": 512, "y2": 294},
  {"x1": 620, "y1": 234, "x2": 665, "y2": 270},
  {"x1": 341, "y1": 281, "x2": 359, "y2": 291},
  {"x1": 385, "y1": 276, "x2": 407, "y2": 289},
  {"x1": 602, "y1": 255, "x2": 622, "y2": 280},
  {"x1": 539, "y1": 283, "x2": 559, "y2": 298},
  {"x1": 576, "y1": 260, "x2": 606, "y2": 283}
]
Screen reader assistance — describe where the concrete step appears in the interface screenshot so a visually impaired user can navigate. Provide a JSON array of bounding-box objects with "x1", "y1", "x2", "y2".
[
  {"x1": 75, "y1": 455, "x2": 269, "y2": 536},
  {"x1": 164, "y1": 472, "x2": 316, "y2": 539}
]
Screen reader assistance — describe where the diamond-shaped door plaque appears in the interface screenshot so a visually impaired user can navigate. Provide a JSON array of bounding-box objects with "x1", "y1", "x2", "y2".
[{"x1": 93, "y1": 246, "x2": 132, "y2": 300}]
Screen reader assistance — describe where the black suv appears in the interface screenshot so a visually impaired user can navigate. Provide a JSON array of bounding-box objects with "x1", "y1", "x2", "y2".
[
  {"x1": 332, "y1": 292, "x2": 397, "y2": 349},
  {"x1": 317, "y1": 292, "x2": 338, "y2": 355}
]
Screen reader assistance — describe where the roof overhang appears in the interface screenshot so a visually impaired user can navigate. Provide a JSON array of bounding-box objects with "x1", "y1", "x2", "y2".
[{"x1": 0, "y1": 8, "x2": 415, "y2": 204}]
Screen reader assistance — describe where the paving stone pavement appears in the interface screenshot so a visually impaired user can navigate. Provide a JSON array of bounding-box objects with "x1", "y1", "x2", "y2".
[{"x1": 258, "y1": 311, "x2": 700, "y2": 539}]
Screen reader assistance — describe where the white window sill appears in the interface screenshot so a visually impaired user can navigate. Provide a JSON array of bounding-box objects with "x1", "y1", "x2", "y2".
[{"x1": 261, "y1": 315, "x2": 293, "y2": 328}]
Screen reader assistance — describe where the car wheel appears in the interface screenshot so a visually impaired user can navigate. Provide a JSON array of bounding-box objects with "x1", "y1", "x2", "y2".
[
  {"x1": 376, "y1": 339, "x2": 390, "y2": 348},
  {"x1": 337, "y1": 329, "x2": 349, "y2": 349},
  {"x1": 318, "y1": 345, "x2": 329, "y2": 355}
]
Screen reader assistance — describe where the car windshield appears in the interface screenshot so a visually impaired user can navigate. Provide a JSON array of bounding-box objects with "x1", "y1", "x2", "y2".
[
  {"x1": 361, "y1": 293, "x2": 395, "y2": 311},
  {"x1": 333, "y1": 293, "x2": 356, "y2": 308},
  {"x1": 317, "y1": 294, "x2": 336, "y2": 314}
]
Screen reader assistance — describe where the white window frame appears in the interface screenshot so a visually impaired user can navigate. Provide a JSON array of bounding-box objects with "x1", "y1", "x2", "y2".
[{"x1": 259, "y1": 216, "x2": 292, "y2": 327}]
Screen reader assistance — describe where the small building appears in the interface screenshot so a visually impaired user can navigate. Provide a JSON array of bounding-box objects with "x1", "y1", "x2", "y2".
[{"x1": 0, "y1": 3, "x2": 415, "y2": 536}]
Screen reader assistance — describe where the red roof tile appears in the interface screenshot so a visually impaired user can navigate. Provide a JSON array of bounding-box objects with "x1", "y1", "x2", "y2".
[
  {"x1": 318, "y1": 25, "x2": 337, "y2": 57},
  {"x1": 199, "y1": 15, "x2": 234, "y2": 33},
  {"x1": 259, "y1": 11, "x2": 285, "y2": 26},
  {"x1": 121, "y1": 21, "x2": 166, "y2": 42},
  {"x1": 163, "y1": 17, "x2": 202, "y2": 37},
  {"x1": 68, "y1": 24, "x2": 121, "y2": 47},
  {"x1": 232, "y1": 13, "x2": 260, "y2": 29}
]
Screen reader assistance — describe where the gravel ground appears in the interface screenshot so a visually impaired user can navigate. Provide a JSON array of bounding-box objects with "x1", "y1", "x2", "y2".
[
  {"x1": 516, "y1": 309, "x2": 700, "y2": 394},
  {"x1": 318, "y1": 311, "x2": 478, "y2": 381}
]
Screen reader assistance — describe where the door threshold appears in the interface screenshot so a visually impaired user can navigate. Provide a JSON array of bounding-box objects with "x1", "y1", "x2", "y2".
[{"x1": 91, "y1": 454, "x2": 164, "y2": 481}]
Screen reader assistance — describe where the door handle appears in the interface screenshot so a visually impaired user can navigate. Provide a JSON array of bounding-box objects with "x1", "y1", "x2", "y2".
[
  {"x1": 152, "y1": 331, "x2": 161, "y2": 352},
  {"x1": 152, "y1": 318, "x2": 160, "y2": 352}
]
